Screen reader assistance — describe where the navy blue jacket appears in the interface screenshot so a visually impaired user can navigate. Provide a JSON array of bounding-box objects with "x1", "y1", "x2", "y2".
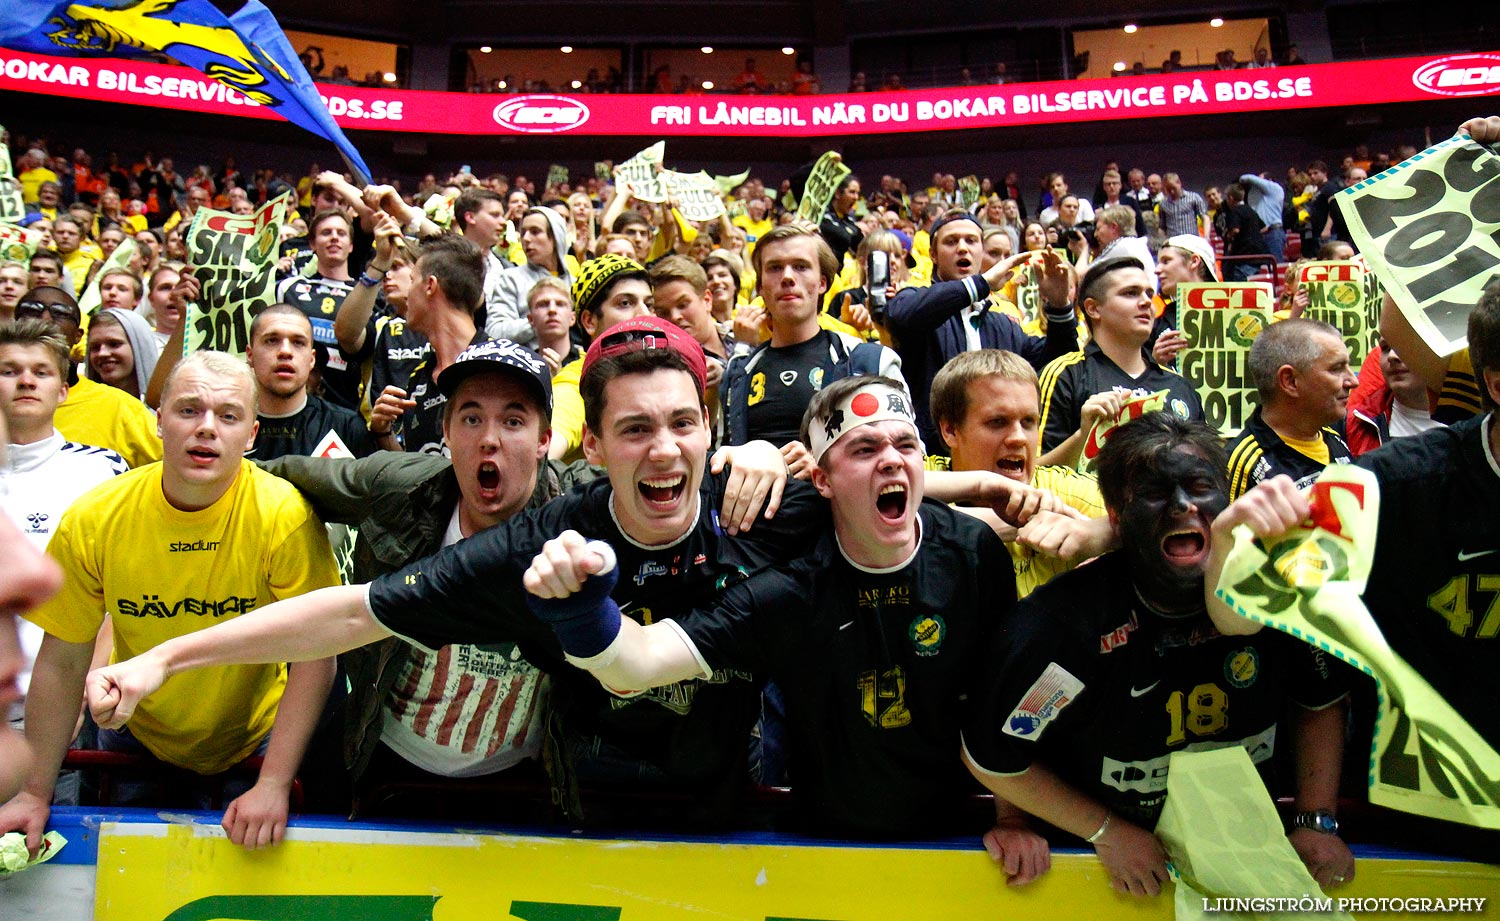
[{"x1": 886, "y1": 274, "x2": 1080, "y2": 445}]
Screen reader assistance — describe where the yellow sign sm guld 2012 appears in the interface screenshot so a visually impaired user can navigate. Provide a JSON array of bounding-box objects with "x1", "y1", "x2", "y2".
[
  {"x1": 1297, "y1": 260, "x2": 1373, "y2": 367},
  {"x1": 1176, "y1": 282, "x2": 1273, "y2": 438}
]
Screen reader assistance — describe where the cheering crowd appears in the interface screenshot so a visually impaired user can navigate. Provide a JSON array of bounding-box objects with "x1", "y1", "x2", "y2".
[{"x1": 0, "y1": 112, "x2": 1495, "y2": 897}]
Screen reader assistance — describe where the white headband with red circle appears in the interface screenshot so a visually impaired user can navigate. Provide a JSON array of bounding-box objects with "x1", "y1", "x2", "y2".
[{"x1": 808, "y1": 381, "x2": 920, "y2": 463}]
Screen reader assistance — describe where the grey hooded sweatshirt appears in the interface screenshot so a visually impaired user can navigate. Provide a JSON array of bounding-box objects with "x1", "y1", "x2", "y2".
[{"x1": 485, "y1": 206, "x2": 573, "y2": 344}]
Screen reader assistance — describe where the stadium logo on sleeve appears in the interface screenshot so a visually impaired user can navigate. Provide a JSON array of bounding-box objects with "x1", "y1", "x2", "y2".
[
  {"x1": 1412, "y1": 54, "x2": 1500, "y2": 97},
  {"x1": 1002, "y1": 662, "x2": 1084, "y2": 739},
  {"x1": 492, "y1": 95, "x2": 592, "y2": 133}
]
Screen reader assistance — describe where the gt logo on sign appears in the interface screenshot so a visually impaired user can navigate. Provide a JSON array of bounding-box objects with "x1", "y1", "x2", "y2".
[
  {"x1": 492, "y1": 95, "x2": 591, "y2": 133},
  {"x1": 1412, "y1": 54, "x2": 1500, "y2": 97}
]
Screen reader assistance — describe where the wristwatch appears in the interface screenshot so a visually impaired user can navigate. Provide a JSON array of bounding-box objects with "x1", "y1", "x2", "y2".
[{"x1": 1291, "y1": 810, "x2": 1340, "y2": 835}]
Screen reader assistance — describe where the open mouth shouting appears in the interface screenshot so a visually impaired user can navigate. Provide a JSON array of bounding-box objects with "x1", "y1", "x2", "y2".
[
  {"x1": 475, "y1": 459, "x2": 503, "y2": 500},
  {"x1": 993, "y1": 455, "x2": 1027, "y2": 481},
  {"x1": 876, "y1": 483, "x2": 909, "y2": 522},
  {"x1": 639, "y1": 473, "x2": 687, "y2": 509},
  {"x1": 1160, "y1": 526, "x2": 1208, "y2": 567}
]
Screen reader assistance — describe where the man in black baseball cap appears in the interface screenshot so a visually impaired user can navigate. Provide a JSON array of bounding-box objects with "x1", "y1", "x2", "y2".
[{"x1": 249, "y1": 336, "x2": 594, "y2": 807}]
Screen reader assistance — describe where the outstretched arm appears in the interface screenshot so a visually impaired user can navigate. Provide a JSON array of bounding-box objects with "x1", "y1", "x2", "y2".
[
  {"x1": 524, "y1": 532, "x2": 706, "y2": 693},
  {"x1": 87, "y1": 585, "x2": 387, "y2": 728}
]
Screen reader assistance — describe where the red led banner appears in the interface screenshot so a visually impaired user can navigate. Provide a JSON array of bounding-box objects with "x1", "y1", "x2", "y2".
[{"x1": 1, "y1": 49, "x2": 1497, "y2": 137}]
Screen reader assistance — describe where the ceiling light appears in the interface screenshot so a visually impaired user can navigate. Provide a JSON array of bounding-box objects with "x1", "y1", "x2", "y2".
[
  {"x1": 571, "y1": 80, "x2": 582, "y2": 89},
  {"x1": 382, "y1": 72, "x2": 396, "y2": 83},
  {"x1": 479, "y1": 45, "x2": 491, "y2": 53},
  {"x1": 1210, "y1": 18, "x2": 1224, "y2": 27},
  {"x1": 702, "y1": 80, "x2": 714, "y2": 89},
  {"x1": 1113, "y1": 61, "x2": 1126, "y2": 72},
  {"x1": 701, "y1": 46, "x2": 714, "y2": 54},
  {"x1": 561, "y1": 45, "x2": 573, "y2": 53},
  {"x1": 1123, "y1": 24, "x2": 1138, "y2": 34},
  {"x1": 781, "y1": 47, "x2": 795, "y2": 55}
]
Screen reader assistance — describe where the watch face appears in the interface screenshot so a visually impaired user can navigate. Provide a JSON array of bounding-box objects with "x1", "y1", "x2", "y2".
[{"x1": 1298, "y1": 811, "x2": 1338, "y2": 834}]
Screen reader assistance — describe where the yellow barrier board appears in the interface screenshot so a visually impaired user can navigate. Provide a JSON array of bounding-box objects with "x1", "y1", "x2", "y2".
[{"x1": 94, "y1": 820, "x2": 1500, "y2": 921}]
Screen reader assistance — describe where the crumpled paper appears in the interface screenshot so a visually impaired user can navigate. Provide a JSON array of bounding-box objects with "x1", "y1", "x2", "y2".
[{"x1": 0, "y1": 830, "x2": 66, "y2": 877}]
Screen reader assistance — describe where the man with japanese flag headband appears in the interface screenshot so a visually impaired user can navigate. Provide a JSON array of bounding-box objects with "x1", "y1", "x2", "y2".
[{"x1": 521, "y1": 375, "x2": 1059, "y2": 845}]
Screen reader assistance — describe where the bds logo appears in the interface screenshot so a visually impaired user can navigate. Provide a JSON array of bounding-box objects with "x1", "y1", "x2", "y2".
[
  {"x1": 492, "y1": 95, "x2": 590, "y2": 133},
  {"x1": 1412, "y1": 54, "x2": 1500, "y2": 97}
]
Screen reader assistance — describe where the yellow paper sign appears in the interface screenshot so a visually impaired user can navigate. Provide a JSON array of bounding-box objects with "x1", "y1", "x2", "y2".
[
  {"x1": 665, "y1": 170, "x2": 727, "y2": 223},
  {"x1": 0, "y1": 126, "x2": 23, "y2": 225},
  {"x1": 0, "y1": 221, "x2": 43, "y2": 263},
  {"x1": 616, "y1": 141, "x2": 667, "y2": 203},
  {"x1": 1177, "y1": 282, "x2": 1273, "y2": 437},
  {"x1": 184, "y1": 193, "x2": 295, "y2": 358},
  {"x1": 1157, "y1": 748, "x2": 1354, "y2": 921},
  {"x1": 795, "y1": 151, "x2": 851, "y2": 224},
  {"x1": 1215, "y1": 465, "x2": 1500, "y2": 829},
  {"x1": 1078, "y1": 389, "x2": 1168, "y2": 474},
  {"x1": 1298, "y1": 261, "x2": 1372, "y2": 366},
  {"x1": 1338, "y1": 133, "x2": 1500, "y2": 358}
]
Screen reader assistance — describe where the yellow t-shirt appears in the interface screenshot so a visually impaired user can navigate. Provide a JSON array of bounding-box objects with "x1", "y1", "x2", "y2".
[
  {"x1": 1011, "y1": 465, "x2": 1107, "y2": 598},
  {"x1": 924, "y1": 457, "x2": 1105, "y2": 598},
  {"x1": 26, "y1": 461, "x2": 340, "y2": 773},
  {"x1": 1280, "y1": 431, "x2": 1331, "y2": 465},
  {"x1": 60, "y1": 248, "x2": 95, "y2": 297},
  {"x1": 550, "y1": 354, "x2": 587, "y2": 462},
  {"x1": 54, "y1": 376, "x2": 163, "y2": 469},
  {"x1": 19, "y1": 167, "x2": 57, "y2": 205},
  {"x1": 731, "y1": 214, "x2": 774, "y2": 254},
  {"x1": 912, "y1": 229, "x2": 931, "y2": 263}
]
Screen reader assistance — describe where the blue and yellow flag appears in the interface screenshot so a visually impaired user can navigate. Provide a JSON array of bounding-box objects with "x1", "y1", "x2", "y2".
[{"x1": 0, "y1": 0, "x2": 371, "y2": 182}]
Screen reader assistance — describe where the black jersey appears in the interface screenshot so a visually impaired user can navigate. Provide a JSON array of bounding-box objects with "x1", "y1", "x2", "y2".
[
  {"x1": 367, "y1": 474, "x2": 829, "y2": 794},
  {"x1": 1226, "y1": 407, "x2": 1353, "y2": 500},
  {"x1": 964, "y1": 552, "x2": 1345, "y2": 828},
  {"x1": 679, "y1": 501, "x2": 1011, "y2": 836},
  {"x1": 1039, "y1": 341, "x2": 1204, "y2": 451},
  {"x1": 397, "y1": 332, "x2": 488, "y2": 457},
  {"x1": 367, "y1": 315, "x2": 431, "y2": 408},
  {"x1": 1356, "y1": 414, "x2": 1500, "y2": 747},
  {"x1": 275, "y1": 273, "x2": 372, "y2": 411},
  {"x1": 249, "y1": 393, "x2": 378, "y2": 462},
  {"x1": 743, "y1": 331, "x2": 841, "y2": 446},
  {"x1": 279, "y1": 223, "x2": 374, "y2": 277}
]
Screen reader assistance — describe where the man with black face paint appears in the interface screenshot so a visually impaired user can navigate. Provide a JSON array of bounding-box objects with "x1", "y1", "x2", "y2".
[{"x1": 962, "y1": 413, "x2": 1353, "y2": 896}]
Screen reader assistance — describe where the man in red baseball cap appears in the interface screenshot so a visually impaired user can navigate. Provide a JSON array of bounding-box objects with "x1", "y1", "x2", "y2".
[{"x1": 86, "y1": 316, "x2": 811, "y2": 826}]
